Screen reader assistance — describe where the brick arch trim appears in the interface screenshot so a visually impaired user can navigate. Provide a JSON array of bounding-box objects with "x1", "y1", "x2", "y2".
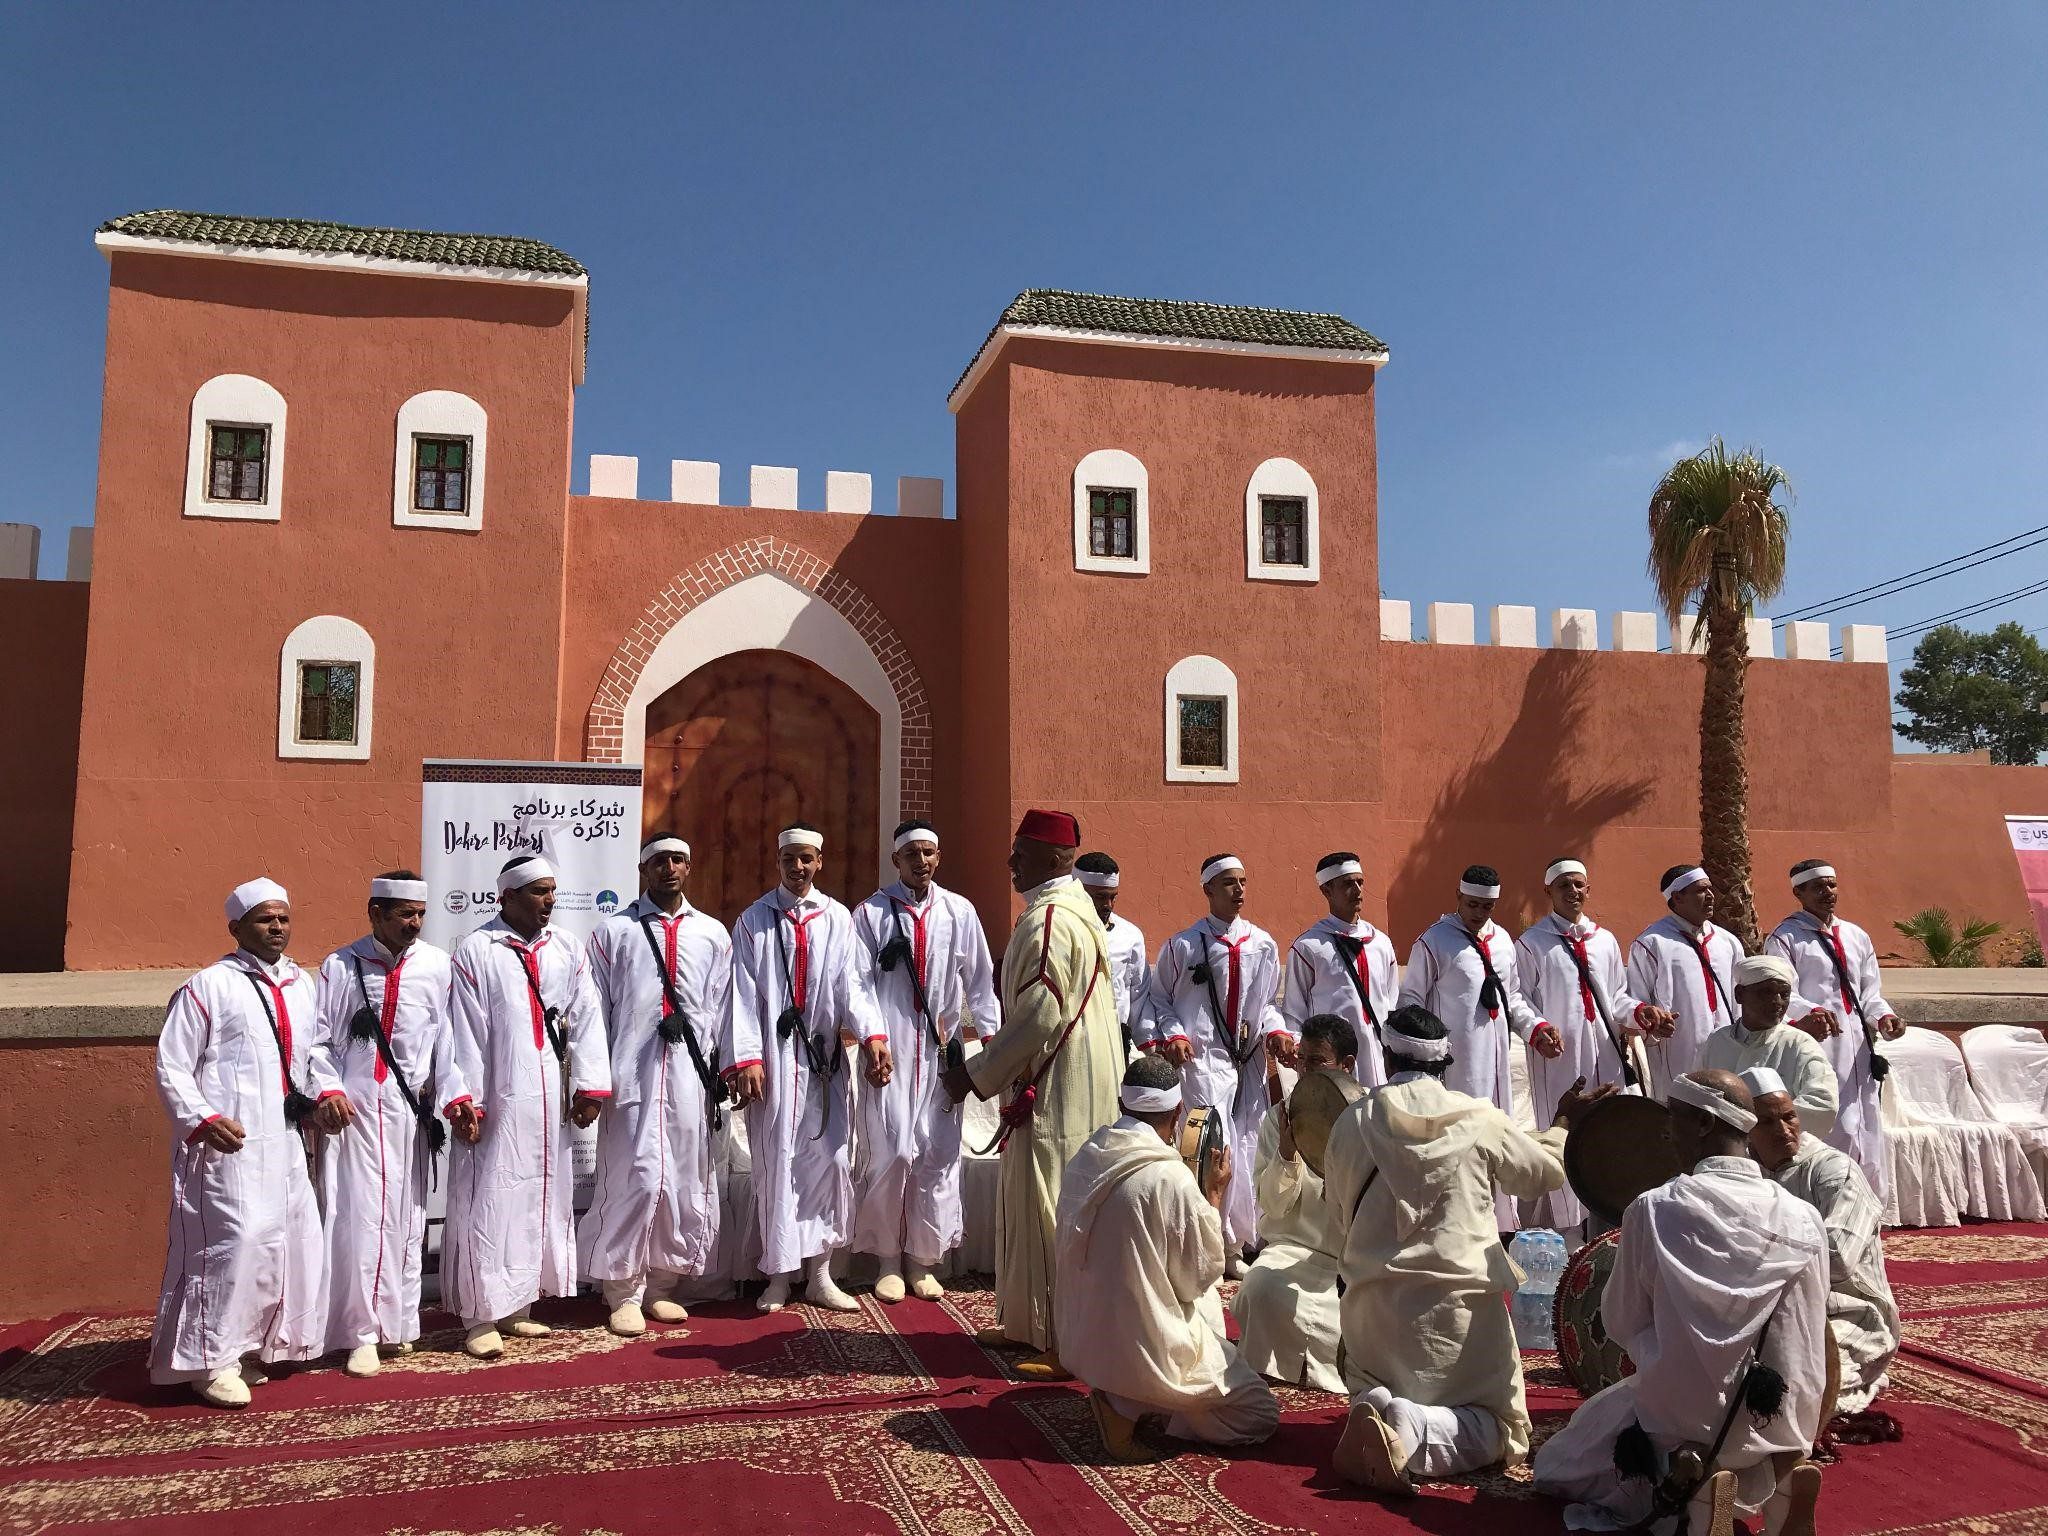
[{"x1": 584, "y1": 536, "x2": 933, "y2": 818}]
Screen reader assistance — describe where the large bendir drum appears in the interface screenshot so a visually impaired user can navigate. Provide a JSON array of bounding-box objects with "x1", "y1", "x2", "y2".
[{"x1": 1178, "y1": 1105, "x2": 1227, "y2": 1200}]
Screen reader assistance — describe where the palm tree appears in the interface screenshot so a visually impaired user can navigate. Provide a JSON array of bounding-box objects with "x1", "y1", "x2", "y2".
[
  {"x1": 1647, "y1": 439, "x2": 1791, "y2": 953},
  {"x1": 1893, "y1": 908, "x2": 2003, "y2": 968}
]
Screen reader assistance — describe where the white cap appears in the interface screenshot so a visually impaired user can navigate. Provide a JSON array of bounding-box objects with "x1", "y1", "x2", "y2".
[
  {"x1": 1734, "y1": 954, "x2": 1796, "y2": 988},
  {"x1": 1740, "y1": 1066, "x2": 1789, "y2": 1100},
  {"x1": 369, "y1": 878, "x2": 429, "y2": 902},
  {"x1": 778, "y1": 827, "x2": 824, "y2": 851},
  {"x1": 226, "y1": 878, "x2": 288, "y2": 922}
]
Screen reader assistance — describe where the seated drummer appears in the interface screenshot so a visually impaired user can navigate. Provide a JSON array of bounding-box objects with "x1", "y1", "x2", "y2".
[
  {"x1": 1325, "y1": 1005, "x2": 1609, "y2": 1494},
  {"x1": 1533, "y1": 1070, "x2": 1828, "y2": 1536},
  {"x1": 1055, "y1": 1056, "x2": 1282, "y2": 1461},
  {"x1": 1700, "y1": 955, "x2": 1838, "y2": 1137},
  {"x1": 1229, "y1": 1013, "x2": 1357, "y2": 1393},
  {"x1": 1744, "y1": 1066, "x2": 1904, "y2": 1447}
]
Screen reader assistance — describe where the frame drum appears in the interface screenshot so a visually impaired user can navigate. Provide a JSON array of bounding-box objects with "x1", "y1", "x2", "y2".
[
  {"x1": 1178, "y1": 1105, "x2": 1227, "y2": 1199},
  {"x1": 1286, "y1": 1069, "x2": 1362, "y2": 1178},
  {"x1": 1562, "y1": 1093, "x2": 1684, "y2": 1227}
]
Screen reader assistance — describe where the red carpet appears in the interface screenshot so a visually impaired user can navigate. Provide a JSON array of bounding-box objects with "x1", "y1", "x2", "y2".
[{"x1": 2, "y1": 1225, "x2": 2045, "y2": 1535}]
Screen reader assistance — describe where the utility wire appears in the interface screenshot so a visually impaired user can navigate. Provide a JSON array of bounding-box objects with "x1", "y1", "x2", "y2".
[
  {"x1": 1773, "y1": 524, "x2": 2048, "y2": 624},
  {"x1": 1835, "y1": 577, "x2": 2048, "y2": 657}
]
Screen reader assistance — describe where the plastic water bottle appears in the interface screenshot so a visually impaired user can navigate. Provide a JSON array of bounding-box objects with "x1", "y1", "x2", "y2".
[{"x1": 1508, "y1": 1228, "x2": 1568, "y2": 1350}]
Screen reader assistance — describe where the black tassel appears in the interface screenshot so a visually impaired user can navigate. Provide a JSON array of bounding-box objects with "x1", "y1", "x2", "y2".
[
  {"x1": 1869, "y1": 1049, "x2": 1891, "y2": 1083},
  {"x1": 776, "y1": 1005, "x2": 805, "y2": 1040},
  {"x1": 1742, "y1": 1362, "x2": 1787, "y2": 1423},
  {"x1": 1613, "y1": 1421, "x2": 1659, "y2": 1482},
  {"x1": 348, "y1": 1005, "x2": 381, "y2": 1041},
  {"x1": 283, "y1": 1089, "x2": 317, "y2": 1126},
  {"x1": 877, "y1": 934, "x2": 912, "y2": 974},
  {"x1": 1191, "y1": 961, "x2": 1212, "y2": 984},
  {"x1": 420, "y1": 1112, "x2": 447, "y2": 1155},
  {"x1": 657, "y1": 1014, "x2": 688, "y2": 1045}
]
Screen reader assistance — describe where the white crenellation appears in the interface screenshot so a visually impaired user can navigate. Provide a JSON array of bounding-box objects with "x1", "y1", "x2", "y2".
[
  {"x1": 751, "y1": 465, "x2": 799, "y2": 510},
  {"x1": 66, "y1": 527, "x2": 92, "y2": 582},
  {"x1": 1490, "y1": 604, "x2": 1538, "y2": 647},
  {"x1": 671, "y1": 460, "x2": 720, "y2": 504},
  {"x1": 1784, "y1": 621, "x2": 1831, "y2": 661},
  {"x1": 1380, "y1": 598, "x2": 1412, "y2": 642},
  {"x1": 1612, "y1": 611, "x2": 1657, "y2": 652},
  {"x1": 1842, "y1": 624, "x2": 1888, "y2": 664},
  {"x1": 1745, "y1": 617, "x2": 1776, "y2": 658},
  {"x1": 0, "y1": 523, "x2": 39, "y2": 580},
  {"x1": 1553, "y1": 609, "x2": 1597, "y2": 650},
  {"x1": 1676, "y1": 613, "x2": 1707, "y2": 655},
  {"x1": 589, "y1": 455, "x2": 639, "y2": 499},
  {"x1": 898, "y1": 477, "x2": 944, "y2": 518},
  {"x1": 1427, "y1": 602, "x2": 1475, "y2": 645},
  {"x1": 825, "y1": 471, "x2": 872, "y2": 514}
]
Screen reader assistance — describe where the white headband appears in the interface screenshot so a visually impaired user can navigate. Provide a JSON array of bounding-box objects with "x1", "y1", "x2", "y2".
[
  {"x1": 1077, "y1": 870, "x2": 1120, "y2": 890},
  {"x1": 1668, "y1": 1076, "x2": 1758, "y2": 1132},
  {"x1": 1791, "y1": 864, "x2": 1837, "y2": 888},
  {"x1": 370, "y1": 878, "x2": 429, "y2": 902},
  {"x1": 1740, "y1": 1066, "x2": 1788, "y2": 1100},
  {"x1": 1458, "y1": 880, "x2": 1501, "y2": 900},
  {"x1": 1386, "y1": 1030, "x2": 1452, "y2": 1062},
  {"x1": 496, "y1": 856, "x2": 555, "y2": 895},
  {"x1": 640, "y1": 837, "x2": 691, "y2": 863},
  {"x1": 226, "y1": 877, "x2": 288, "y2": 922},
  {"x1": 1661, "y1": 866, "x2": 1709, "y2": 900},
  {"x1": 893, "y1": 826, "x2": 939, "y2": 852},
  {"x1": 1317, "y1": 858, "x2": 1364, "y2": 882},
  {"x1": 1120, "y1": 1083, "x2": 1183, "y2": 1114},
  {"x1": 1544, "y1": 860, "x2": 1587, "y2": 886},
  {"x1": 1200, "y1": 856, "x2": 1245, "y2": 885},
  {"x1": 1734, "y1": 954, "x2": 1796, "y2": 989},
  {"x1": 778, "y1": 828, "x2": 824, "y2": 851}
]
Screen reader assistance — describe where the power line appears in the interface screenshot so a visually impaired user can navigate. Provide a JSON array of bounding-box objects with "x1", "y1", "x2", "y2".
[
  {"x1": 1839, "y1": 577, "x2": 2048, "y2": 657},
  {"x1": 1773, "y1": 523, "x2": 2048, "y2": 624}
]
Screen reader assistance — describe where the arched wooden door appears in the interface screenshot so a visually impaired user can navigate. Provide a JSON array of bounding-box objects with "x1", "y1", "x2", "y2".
[{"x1": 642, "y1": 650, "x2": 881, "y2": 929}]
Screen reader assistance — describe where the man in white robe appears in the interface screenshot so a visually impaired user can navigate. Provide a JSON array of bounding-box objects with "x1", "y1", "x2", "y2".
[
  {"x1": 1628, "y1": 866, "x2": 1756, "y2": 1100},
  {"x1": 151, "y1": 878, "x2": 330, "y2": 1407},
  {"x1": 1534, "y1": 1070, "x2": 1828, "y2": 1536},
  {"x1": 1745, "y1": 1067, "x2": 1902, "y2": 1436},
  {"x1": 1058, "y1": 1056, "x2": 1281, "y2": 1460},
  {"x1": 1515, "y1": 857, "x2": 1673, "y2": 1234},
  {"x1": 851, "y1": 820, "x2": 999, "y2": 1302},
  {"x1": 1327, "y1": 1005, "x2": 1604, "y2": 1493},
  {"x1": 1077, "y1": 851, "x2": 1149, "y2": 1057},
  {"x1": 443, "y1": 855, "x2": 613, "y2": 1359},
  {"x1": 1230, "y1": 1014, "x2": 1357, "y2": 1393},
  {"x1": 1145, "y1": 854, "x2": 1296, "y2": 1263},
  {"x1": 310, "y1": 871, "x2": 474, "y2": 1377},
  {"x1": 1702, "y1": 956, "x2": 1838, "y2": 1137},
  {"x1": 729, "y1": 823, "x2": 888, "y2": 1313},
  {"x1": 578, "y1": 835, "x2": 737, "y2": 1336},
  {"x1": 1766, "y1": 860, "x2": 1902, "y2": 1200},
  {"x1": 1286, "y1": 852, "x2": 1399, "y2": 1089}
]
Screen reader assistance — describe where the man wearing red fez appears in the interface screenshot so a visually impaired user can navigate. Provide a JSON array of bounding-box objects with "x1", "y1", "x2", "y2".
[{"x1": 944, "y1": 809, "x2": 1121, "y2": 1379}]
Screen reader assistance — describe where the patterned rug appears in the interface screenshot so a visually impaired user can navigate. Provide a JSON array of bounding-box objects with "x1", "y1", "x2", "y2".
[{"x1": 1, "y1": 1223, "x2": 2044, "y2": 1536}]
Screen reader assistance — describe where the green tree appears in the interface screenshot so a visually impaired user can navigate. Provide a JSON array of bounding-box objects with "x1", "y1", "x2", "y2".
[
  {"x1": 1647, "y1": 439, "x2": 1791, "y2": 953},
  {"x1": 1895, "y1": 622, "x2": 2048, "y2": 764},
  {"x1": 1893, "y1": 908, "x2": 2003, "y2": 967}
]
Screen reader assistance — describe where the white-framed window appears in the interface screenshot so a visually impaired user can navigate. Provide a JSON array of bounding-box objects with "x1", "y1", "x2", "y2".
[
  {"x1": 1243, "y1": 457, "x2": 1320, "y2": 583},
  {"x1": 1164, "y1": 654, "x2": 1239, "y2": 784},
  {"x1": 393, "y1": 390, "x2": 488, "y2": 531},
  {"x1": 1072, "y1": 448, "x2": 1150, "y2": 575},
  {"x1": 278, "y1": 616, "x2": 374, "y2": 761},
  {"x1": 185, "y1": 374, "x2": 287, "y2": 521}
]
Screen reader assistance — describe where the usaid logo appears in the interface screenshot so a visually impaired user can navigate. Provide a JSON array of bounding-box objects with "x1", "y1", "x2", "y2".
[
  {"x1": 596, "y1": 889, "x2": 621, "y2": 915},
  {"x1": 444, "y1": 890, "x2": 470, "y2": 915}
]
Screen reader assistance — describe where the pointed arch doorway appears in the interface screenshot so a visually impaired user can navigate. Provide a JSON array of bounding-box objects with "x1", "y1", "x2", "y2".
[{"x1": 641, "y1": 650, "x2": 880, "y2": 928}]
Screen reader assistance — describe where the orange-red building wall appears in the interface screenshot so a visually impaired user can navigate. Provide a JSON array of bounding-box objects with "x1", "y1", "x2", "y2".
[{"x1": 0, "y1": 579, "x2": 88, "y2": 971}]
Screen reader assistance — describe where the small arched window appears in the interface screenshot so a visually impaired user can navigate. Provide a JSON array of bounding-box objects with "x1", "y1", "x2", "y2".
[
  {"x1": 278, "y1": 616, "x2": 375, "y2": 762},
  {"x1": 393, "y1": 390, "x2": 488, "y2": 531},
  {"x1": 186, "y1": 374, "x2": 287, "y2": 521},
  {"x1": 1164, "y1": 654, "x2": 1239, "y2": 784},
  {"x1": 1072, "y1": 448, "x2": 1150, "y2": 575},
  {"x1": 1243, "y1": 456, "x2": 1320, "y2": 583}
]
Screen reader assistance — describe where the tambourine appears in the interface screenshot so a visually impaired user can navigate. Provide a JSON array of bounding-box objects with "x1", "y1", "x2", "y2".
[{"x1": 1178, "y1": 1104, "x2": 1227, "y2": 1199}]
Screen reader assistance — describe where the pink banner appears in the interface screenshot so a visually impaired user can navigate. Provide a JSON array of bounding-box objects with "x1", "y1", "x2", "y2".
[{"x1": 2005, "y1": 816, "x2": 2048, "y2": 951}]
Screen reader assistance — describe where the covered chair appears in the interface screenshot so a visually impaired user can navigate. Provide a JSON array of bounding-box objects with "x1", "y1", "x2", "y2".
[
  {"x1": 1880, "y1": 1027, "x2": 2045, "y2": 1226},
  {"x1": 1958, "y1": 1024, "x2": 2048, "y2": 1191}
]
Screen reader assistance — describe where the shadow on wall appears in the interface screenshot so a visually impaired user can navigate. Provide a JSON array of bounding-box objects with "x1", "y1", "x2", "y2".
[{"x1": 1389, "y1": 649, "x2": 1657, "y2": 941}]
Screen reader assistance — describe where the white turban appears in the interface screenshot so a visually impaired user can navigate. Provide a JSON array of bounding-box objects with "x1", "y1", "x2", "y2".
[
  {"x1": 1740, "y1": 1066, "x2": 1789, "y2": 1100},
  {"x1": 778, "y1": 827, "x2": 824, "y2": 851},
  {"x1": 1120, "y1": 1082, "x2": 1182, "y2": 1114},
  {"x1": 1668, "y1": 1075, "x2": 1758, "y2": 1132},
  {"x1": 496, "y1": 855, "x2": 555, "y2": 895},
  {"x1": 1385, "y1": 1020, "x2": 1453, "y2": 1062},
  {"x1": 370, "y1": 877, "x2": 429, "y2": 902},
  {"x1": 1734, "y1": 954, "x2": 1796, "y2": 989},
  {"x1": 226, "y1": 878, "x2": 288, "y2": 922}
]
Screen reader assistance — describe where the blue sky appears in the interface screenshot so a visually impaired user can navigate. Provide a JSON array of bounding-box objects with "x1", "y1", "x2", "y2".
[{"x1": 6, "y1": 3, "x2": 2046, "y2": 703}]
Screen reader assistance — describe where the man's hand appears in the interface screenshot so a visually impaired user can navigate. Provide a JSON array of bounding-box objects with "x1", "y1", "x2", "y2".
[
  {"x1": 1530, "y1": 1023, "x2": 1566, "y2": 1060},
  {"x1": 570, "y1": 1092, "x2": 605, "y2": 1128},
  {"x1": 1551, "y1": 1077, "x2": 1619, "y2": 1131},
  {"x1": 1633, "y1": 1005, "x2": 1676, "y2": 1040},
  {"x1": 1877, "y1": 1013, "x2": 1905, "y2": 1041},
  {"x1": 1796, "y1": 1008, "x2": 1841, "y2": 1041},
  {"x1": 196, "y1": 1117, "x2": 246, "y2": 1154},
  {"x1": 941, "y1": 1060, "x2": 977, "y2": 1104},
  {"x1": 313, "y1": 1093, "x2": 355, "y2": 1133},
  {"x1": 1203, "y1": 1143, "x2": 1233, "y2": 1212},
  {"x1": 727, "y1": 1065, "x2": 766, "y2": 1110},
  {"x1": 1273, "y1": 1102, "x2": 1298, "y2": 1164},
  {"x1": 1160, "y1": 1037, "x2": 1195, "y2": 1067},
  {"x1": 448, "y1": 1101, "x2": 483, "y2": 1145},
  {"x1": 1265, "y1": 1032, "x2": 1299, "y2": 1069},
  {"x1": 862, "y1": 1038, "x2": 894, "y2": 1088}
]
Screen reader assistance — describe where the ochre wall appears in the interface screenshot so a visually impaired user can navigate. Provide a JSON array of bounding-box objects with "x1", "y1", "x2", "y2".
[
  {"x1": 0, "y1": 579, "x2": 88, "y2": 971},
  {"x1": 67, "y1": 253, "x2": 580, "y2": 969},
  {"x1": 952, "y1": 365, "x2": 1016, "y2": 932}
]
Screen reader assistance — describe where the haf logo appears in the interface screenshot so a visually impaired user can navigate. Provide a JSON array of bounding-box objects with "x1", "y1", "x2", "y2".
[
  {"x1": 596, "y1": 889, "x2": 621, "y2": 915},
  {"x1": 444, "y1": 890, "x2": 470, "y2": 915}
]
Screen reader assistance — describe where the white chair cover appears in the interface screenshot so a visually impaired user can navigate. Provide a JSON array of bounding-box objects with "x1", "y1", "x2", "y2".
[
  {"x1": 1959, "y1": 1024, "x2": 2048, "y2": 1191},
  {"x1": 1881, "y1": 1027, "x2": 2045, "y2": 1226}
]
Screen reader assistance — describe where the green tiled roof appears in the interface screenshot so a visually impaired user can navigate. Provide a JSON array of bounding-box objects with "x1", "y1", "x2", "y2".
[{"x1": 99, "y1": 210, "x2": 585, "y2": 277}]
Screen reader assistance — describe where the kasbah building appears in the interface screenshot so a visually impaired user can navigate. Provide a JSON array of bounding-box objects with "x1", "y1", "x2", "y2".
[{"x1": 5, "y1": 206, "x2": 2046, "y2": 983}]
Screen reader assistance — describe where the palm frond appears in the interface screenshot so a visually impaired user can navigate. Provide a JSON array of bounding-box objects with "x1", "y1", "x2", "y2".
[{"x1": 1645, "y1": 438, "x2": 1793, "y2": 626}]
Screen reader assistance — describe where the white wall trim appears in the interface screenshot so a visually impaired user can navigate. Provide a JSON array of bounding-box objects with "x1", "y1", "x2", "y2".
[
  {"x1": 1164, "y1": 654, "x2": 1240, "y2": 785},
  {"x1": 278, "y1": 615, "x2": 374, "y2": 761},
  {"x1": 1071, "y1": 448, "x2": 1151, "y2": 575},
  {"x1": 392, "y1": 390, "x2": 487, "y2": 531},
  {"x1": 1243, "y1": 456, "x2": 1320, "y2": 583},
  {"x1": 622, "y1": 571, "x2": 901, "y2": 890},
  {"x1": 186, "y1": 374, "x2": 286, "y2": 522}
]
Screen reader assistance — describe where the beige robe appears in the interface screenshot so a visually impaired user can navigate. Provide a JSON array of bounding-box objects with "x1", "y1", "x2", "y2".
[
  {"x1": 1323, "y1": 1071, "x2": 1568, "y2": 1464},
  {"x1": 1230, "y1": 1110, "x2": 1343, "y2": 1392},
  {"x1": 969, "y1": 875, "x2": 1123, "y2": 1351},
  {"x1": 1769, "y1": 1133, "x2": 1899, "y2": 1415},
  {"x1": 1701, "y1": 1022, "x2": 1838, "y2": 1139}
]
